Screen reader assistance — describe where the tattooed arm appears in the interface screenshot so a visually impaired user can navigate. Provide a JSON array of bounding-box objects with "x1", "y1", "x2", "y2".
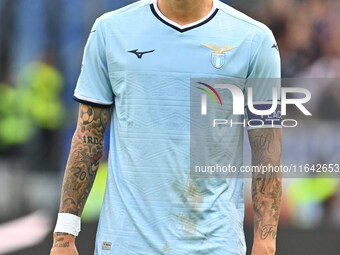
[
  {"x1": 50, "y1": 103, "x2": 111, "y2": 255},
  {"x1": 248, "y1": 128, "x2": 282, "y2": 255}
]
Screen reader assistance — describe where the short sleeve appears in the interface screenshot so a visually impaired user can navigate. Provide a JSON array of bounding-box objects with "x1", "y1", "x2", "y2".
[
  {"x1": 245, "y1": 29, "x2": 281, "y2": 129},
  {"x1": 247, "y1": 29, "x2": 281, "y2": 79},
  {"x1": 73, "y1": 19, "x2": 114, "y2": 108}
]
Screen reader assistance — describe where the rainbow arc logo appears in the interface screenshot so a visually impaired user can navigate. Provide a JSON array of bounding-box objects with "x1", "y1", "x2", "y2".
[{"x1": 196, "y1": 82, "x2": 223, "y2": 107}]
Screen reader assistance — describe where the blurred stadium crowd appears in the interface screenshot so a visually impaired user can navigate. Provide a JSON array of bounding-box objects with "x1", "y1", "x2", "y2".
[
  {"x1": 248, "y1": 0, "x2": 340, "y2": 78},
  {"x1": 0, "y1": 0, "x2": 340, "y2": 253}
]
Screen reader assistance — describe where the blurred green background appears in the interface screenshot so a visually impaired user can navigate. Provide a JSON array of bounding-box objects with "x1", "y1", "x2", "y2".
[{"x1": 0, "y1": 0, "x2": 340, "y2": 254}]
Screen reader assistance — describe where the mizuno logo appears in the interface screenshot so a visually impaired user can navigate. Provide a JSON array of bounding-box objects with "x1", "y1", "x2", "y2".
[
  {"x1": 272, "y1": 44, "x2": 279, "y2": 51},
  {"x1": 128, "y1": 49, "x2": 155, "y2": 59}
]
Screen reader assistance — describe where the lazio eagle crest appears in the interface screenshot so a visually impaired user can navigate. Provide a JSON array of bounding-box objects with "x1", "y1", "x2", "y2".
[{"x1": 202, "y1": 44, "x2": 237, "y2": 69}]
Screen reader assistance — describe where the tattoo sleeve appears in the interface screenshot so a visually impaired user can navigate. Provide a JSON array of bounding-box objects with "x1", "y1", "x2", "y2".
[
  {"x1": 248, "y1": 128, "x2": 282, "y2": 248},
  {"x1": 58, "y1": 104, "x2": 110, "y2": 217}
]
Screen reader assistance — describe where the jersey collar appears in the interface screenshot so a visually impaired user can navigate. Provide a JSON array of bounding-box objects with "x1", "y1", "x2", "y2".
[{"x1": 150, "y1": 0, "x2": 219, "y2": 33}]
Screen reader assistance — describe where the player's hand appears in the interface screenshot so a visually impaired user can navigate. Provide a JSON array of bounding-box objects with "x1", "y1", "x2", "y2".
[
  {"x1": 251, "y1": 245, "x2": 275, "y2": 255},
  {"x1": 50, "y1": 233, "x2": 78, "y2": 255},
  {"x1": 251, "y1": 249, "x2": 275, "y2": 255}
]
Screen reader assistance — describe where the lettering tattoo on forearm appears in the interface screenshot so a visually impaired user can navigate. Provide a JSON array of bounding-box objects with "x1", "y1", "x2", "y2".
[
  {"x1": 260, "y1": 224, "x2": 277, "y2": 240},
  {"x1": 53, "y1": 240, "x2": 70, "y2": 248},
  {"x1": 52, "y1": 233, "x2": 71, "y2": 248},
  {"x1": 248, "y1": 128, "x2": 282, "y2": 241},
  {"x1": 82, "y1": 136, "x2": 104, "y2": 145},
  {"x1": 59, "y1": 104, "x2": 110, "y2": 217}
]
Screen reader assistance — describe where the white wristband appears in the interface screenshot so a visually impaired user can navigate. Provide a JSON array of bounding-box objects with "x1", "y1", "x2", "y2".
[{"x1": 54, "y1": 213, "x2": 81, "y2": 237}]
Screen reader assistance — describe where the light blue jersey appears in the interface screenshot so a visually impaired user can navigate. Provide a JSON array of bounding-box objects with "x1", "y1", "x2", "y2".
[{"x1": 74, "y1": 0, "x2": 280, "y2": 254}]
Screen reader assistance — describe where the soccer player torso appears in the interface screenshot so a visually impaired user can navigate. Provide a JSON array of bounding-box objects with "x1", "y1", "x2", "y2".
[{"x1": 74, "y1": 0, "x2": 280, "y2": 254}]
